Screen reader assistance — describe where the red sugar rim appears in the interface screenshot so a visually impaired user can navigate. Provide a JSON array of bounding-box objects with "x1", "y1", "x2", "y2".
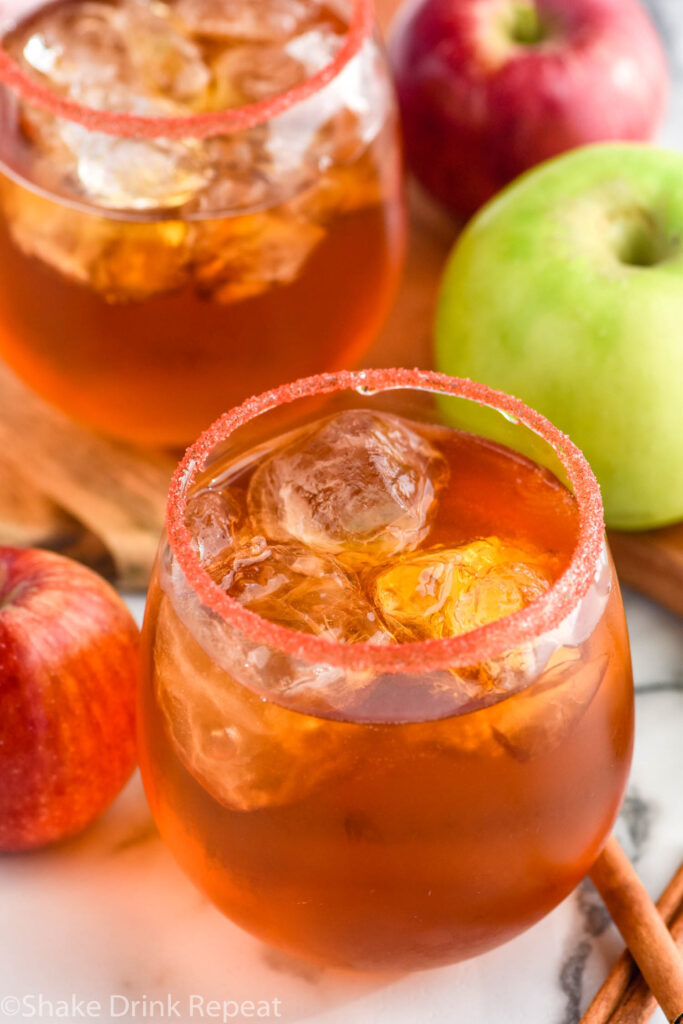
[
  {"x1": 0, "y1": 0, "x2": 374, "y2": 139},
  {"x1": 167, "y1": 368, "x2": 605, "y2": 674}
]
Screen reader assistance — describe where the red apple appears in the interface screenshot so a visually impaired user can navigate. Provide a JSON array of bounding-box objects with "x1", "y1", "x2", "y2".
[
  {"x1": 0, "y1": 547, "x2": 139, "y2": 851},
  {"x1": 389, "y1": 0, "x2": 668, "y2": 219}
]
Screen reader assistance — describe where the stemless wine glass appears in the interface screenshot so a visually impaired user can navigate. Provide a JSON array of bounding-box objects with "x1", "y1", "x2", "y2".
[
  {"x1": 0, "y1": 0, "x2": 404, "y2": 446},
  {"x1": 139, "y1": 368, "x2": 634, "y2": 971}
]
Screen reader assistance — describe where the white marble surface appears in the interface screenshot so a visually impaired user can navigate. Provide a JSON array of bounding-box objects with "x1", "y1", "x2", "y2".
[{"x1": 0, "y1": 588, "x2": 681, "y2": 1024}]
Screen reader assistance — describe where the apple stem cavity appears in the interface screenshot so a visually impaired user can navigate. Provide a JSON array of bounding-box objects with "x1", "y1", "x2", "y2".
[
  {"x1": 0, "y1": 585, "x2": 23, "y2": 611},
  {"x1": 612, "y1": 209, "x2": 674, "y2": 268},
  {"x1": 0, "y1": 563, "x2": 23, "y2": 611},
  {"x1": 507, "y1": 2, "x2": 549, "y2": 46}
]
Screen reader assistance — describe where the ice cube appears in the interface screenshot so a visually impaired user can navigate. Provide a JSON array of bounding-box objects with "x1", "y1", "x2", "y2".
[
  {"x1": 12, "y1": 0, "x2": 212, "y2": 107},
  {"x1": 185, "y1": 487, "x2": 241, "y2": 563},
  {"x1": 371, "y1": 537, "x2": 560, "y2": 709},
  {"x1": 173, "y1": 0, "x2": 318, "y2": 43},
  {"x1": 154, "y1": 593, "x2": 352, "y2": 811},
  {"x1": 490, "y1": 649, "x2": 609, "y2": 761},
  {"x1": 14, "y1": 102, "x2": 76, "y2": 186},
  {"x1": 182, "y1": 534, "x2": 395, "y2": 720},
  {"x1": 336, "y1": 667, "x2": 498, "y2": 724},
  {"x1": 14, "y1": 76, "x2": 213, "y2": 210},
  {"x1": 190, "y1": 208, "x2": 325, "y2": 301},
  {"x1": 1, "y1": 126, "x2": 320, "y2": 298},
  {"x1": 14, "y1": 2, "x2": 128, "y2": 93},
  {"x1": 194, "y1": 130, "x2": 272, "y2": 210},
  {"x1": 193, "y1": 126, "x2": 318, "y2": 213},
  {"x1": 61, "y1": 120, "x2": 212, "y2": 209},
  {"x1": 0, "y1": 175, "x2": 192, "y2": 300},
  {"x1": 312, "y1": 108, "x2": 368, "y2": 169},
  {"x1": 284, "y1": 24, "x2": 343, "y2": 70},
  {"x1": 0, "y1": 176, "x2": 101, "y2": 287},
  {"x1": 205, "y1": 20, "x2": 343, "y2": 111},
  {"x1": 88, "y1": 220, "x2": 190, "y2": 300},
  {"x1": 287, "y1": 156, "x2": 385, "y2": 227},
  {"x1": 8, "y1": 0, "x2": 214, "y2": 208},
  {"x1": 373, "y1": 538, "x2": 558, "y2": 641},
  {"x1": 293, "y1": 35, "x2": 391, "y2": 173},
  {"x1": 267, "y1": 35, "x2": 392, "y2": 211},
  {"x1": 212, "y1": 538, "x2": 388, "y2": 643},
  {"x1": 248, "y1": 410, "x2": 449, "y2": 565},
  {"x1": 124, "y1": 1, "x2": 212, "y2": 106},
  {"x1": 210, "y1": 43, "x2": 309, "y2": 106}
]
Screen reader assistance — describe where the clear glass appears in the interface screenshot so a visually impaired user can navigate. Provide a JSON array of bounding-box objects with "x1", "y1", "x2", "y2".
[
  {"x1": 139, "y1": 368, "x2": 634, "y2": 970},
  {"x1": 0, "y1": 0, "x2": 404, "y2": 446}
]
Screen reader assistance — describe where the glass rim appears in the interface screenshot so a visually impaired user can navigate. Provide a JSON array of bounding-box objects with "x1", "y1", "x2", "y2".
[
  {"x1": 0, "y1": 0, "x2": 374, "y2": 140},
  {"x1": 166, "y1": 369, "x2": 606, "y2": 674}
]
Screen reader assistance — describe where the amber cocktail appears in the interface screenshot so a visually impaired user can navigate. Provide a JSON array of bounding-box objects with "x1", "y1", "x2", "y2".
[
  {"x1": 0, "y1": 0, "x2": 404, "y2": 445},
  {"x1": 139, "y1": 368, "x2": 634, "y2": 970}
]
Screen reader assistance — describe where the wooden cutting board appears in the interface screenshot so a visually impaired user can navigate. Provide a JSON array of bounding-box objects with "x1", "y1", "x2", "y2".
[{"x1": 0, "y1": 0, "x2": 681, "y2": 611}]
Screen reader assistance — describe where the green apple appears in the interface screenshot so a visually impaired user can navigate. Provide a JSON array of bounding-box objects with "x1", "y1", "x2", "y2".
[{"x1": 435, "y1": 143, "x2": 683, "y2": 530}]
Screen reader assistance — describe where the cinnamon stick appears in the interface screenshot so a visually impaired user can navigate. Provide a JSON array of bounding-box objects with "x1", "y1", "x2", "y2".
[
  {"x1": 586, "y1": 837, "x2": 683, "y2": 1023},
  {"x1": 581, "y1": 861, "x2": 683, "y2": 1024},
  {"x1": 610, "y1": 908, "x2": 683, "y2": 1024}
]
